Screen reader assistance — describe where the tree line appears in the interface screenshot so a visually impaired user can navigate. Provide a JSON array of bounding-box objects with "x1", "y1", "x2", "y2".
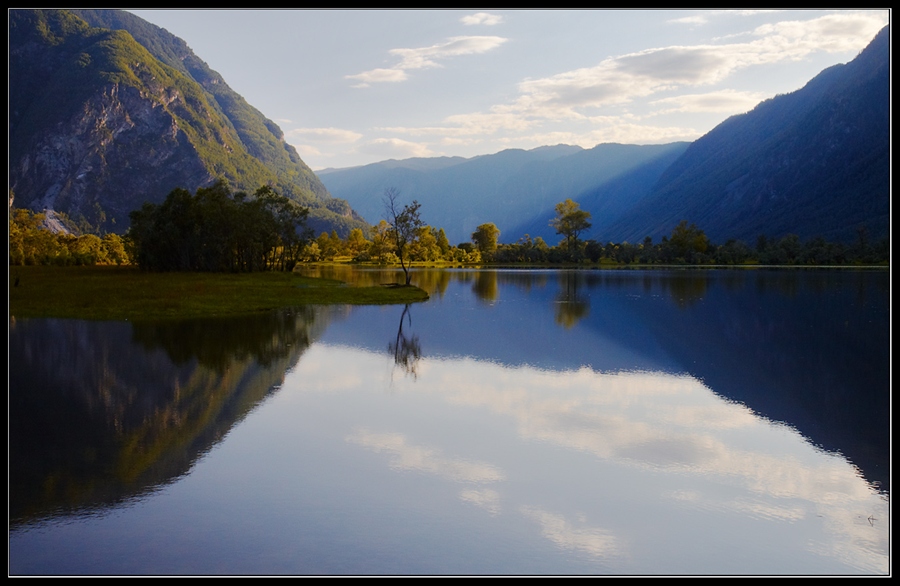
[
  {"x1": 301, "y1": 191, "x2": 888, "y2": 267},
  {"x1": 127, "y1": 181, "x2": 310, "y2": 272},
  {"x1": 9, "y1": 185, "x2": 888, "y2": 270},
  {"x1": 9, "y1": 204, "x2": 130, "y2": 266}
]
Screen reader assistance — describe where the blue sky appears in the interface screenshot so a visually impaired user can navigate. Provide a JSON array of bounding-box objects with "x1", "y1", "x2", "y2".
[{"x1": 129, "y1": 9, "x2": 889, "y2": 171}]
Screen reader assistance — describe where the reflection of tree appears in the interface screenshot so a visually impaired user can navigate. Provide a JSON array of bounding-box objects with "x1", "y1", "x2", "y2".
[
  {"x1": 555, "y1": 272, "x2": 590, "y2": 329},
  {"x1": 664, "y1": 272, "x2": 708, "y2": 308},
  {"x1": 388, "y1": 304, "x2": 422, "y2": 378},
  {"x1": 131, "y1": 306, "x2": 326, "y2": 371},
  {"x1": 472, "y1": 270, "x2": 499, "y2": 303}
]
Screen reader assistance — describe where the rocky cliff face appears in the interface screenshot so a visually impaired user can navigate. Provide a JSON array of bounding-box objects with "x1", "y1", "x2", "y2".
[
  {"x1": 13, "y1": 81, "x2": 215, "y2": 229},
  {"x1": 9, "y1": 9, "x2": 370, "y2": 237}
]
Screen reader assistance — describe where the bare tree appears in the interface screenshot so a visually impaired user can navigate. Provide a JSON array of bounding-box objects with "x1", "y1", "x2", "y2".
[{"x1": 383, "y1": 187, "x2": 423, "y2": 285}]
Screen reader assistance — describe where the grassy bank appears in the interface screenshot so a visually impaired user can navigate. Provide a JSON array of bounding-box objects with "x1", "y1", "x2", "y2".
[{"x1": 8, "y1": 265, "x2": 429, "y2": 321}]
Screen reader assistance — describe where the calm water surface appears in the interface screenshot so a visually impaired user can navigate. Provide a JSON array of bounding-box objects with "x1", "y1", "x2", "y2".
[{"x1": 9, "y1": 268, "x2": 890, "y2": 575}]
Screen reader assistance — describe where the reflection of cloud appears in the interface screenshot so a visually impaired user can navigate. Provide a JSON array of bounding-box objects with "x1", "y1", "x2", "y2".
[
  {"x1": 347, "y1": 429, "x2": 505, "y2": 484},
  {"x1": 290, "y1": 344, "x2": 888, "y2": 573},
  {"x1": 460, "y1": 488, "x2": 502, "y2": 515},
  {"x1": 521, "y1": 506, "x2": 625, "y2": 559}
]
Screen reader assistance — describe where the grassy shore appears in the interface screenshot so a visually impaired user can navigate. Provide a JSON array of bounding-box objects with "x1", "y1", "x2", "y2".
[{"x1": 8, "y1": 265, "x2": 429, "y2": 321}]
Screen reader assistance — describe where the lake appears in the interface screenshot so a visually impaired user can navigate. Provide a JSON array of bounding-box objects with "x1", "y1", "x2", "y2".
[{"x1": 8, "y1": 267, "x2": 890, "y2": 576}]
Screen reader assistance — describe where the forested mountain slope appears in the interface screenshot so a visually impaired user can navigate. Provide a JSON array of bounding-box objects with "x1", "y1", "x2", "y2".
[
  {"x1": 605, "y1": 25, "x2": 890, "y2": 245},
  {"x1": 9, "y1": 9, "x2": 368, "y2": 236}
]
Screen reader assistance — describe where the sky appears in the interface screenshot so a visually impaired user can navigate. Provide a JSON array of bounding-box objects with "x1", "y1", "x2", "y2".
[{"x1": 128, "y1": 9, "x2": 890, "y2": 171}]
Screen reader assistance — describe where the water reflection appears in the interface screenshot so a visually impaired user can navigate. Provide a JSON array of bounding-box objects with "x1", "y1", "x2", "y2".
[
  {"x1": 555, "y1": 271, "x2": 590, "y2": 328},
  {"x1": 294, "y1": 344, "x2": 888, "y2": 574},
  {"x1": 389, "y1": 304, "x2": 422, "y2": 378},
  {"x1": 472, "y1": 270, "x2": 499, "y2": 303},
  {"x1": 9, "y1": 268, "x2": 889, "y2": 575},
  {"x1": 8, "y1": 307, "x2": 336, "y2": 527}
]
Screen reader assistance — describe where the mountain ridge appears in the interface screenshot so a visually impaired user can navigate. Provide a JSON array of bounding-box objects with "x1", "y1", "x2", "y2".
[
  {"x1": 9, "y1": 9, "x2": 369, "y2": 237},
  {"x1": 321, "y1": 25, "x2": 889, "y2": 247}
]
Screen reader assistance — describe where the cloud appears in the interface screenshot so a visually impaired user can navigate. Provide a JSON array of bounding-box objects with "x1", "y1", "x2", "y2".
[
  {"x1": 461, "y1": 12, "x2": 504, "y2": 26},
  {"x1": 400, "y1": 12, "x2": 886, "y2": 134},
  {"x1": 359, "y1": 137, "x2": 435, "y2": 159},
  {"x1": 669, "y1": 15, "x2": 708, "y2": 26},
  {"x1": 286, "y1": 127, "x2": 363, "y2": 144},
  {"x1": 669, "y1": 10, "x2": 782, "y2": 26},
  {"x1": 292, "y1": 144, "x2": 321, "y2": 158},
  {"x1": 516, "y1": 123, "x2": 702, "y2": 148},
  {"x1": 391, "y1": 36, "x2": 508, "y2": 70},
  {"x1": 346, "y1": 67, "x2": 408, "y2": 88},
  {"x1": 348, "y1": 35, "x2": 508, "y2": 86},
  {"x1": 649, "y1": 89, "x2": 768, "y2": 115}
]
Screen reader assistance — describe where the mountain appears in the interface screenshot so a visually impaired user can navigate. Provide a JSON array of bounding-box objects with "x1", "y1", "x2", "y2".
[
  {"x1": 606, "y1": 25, "x2": 890, "y2": 245},
  {"x1": 9, "y1": 9, "x2": 369, "y2": 236},
  {"x1": 322, "y1": 25, "x2": 889, "y2": 248},
  {"x1": 319, "y1": 142, "x2": 689, "y2": 245}
]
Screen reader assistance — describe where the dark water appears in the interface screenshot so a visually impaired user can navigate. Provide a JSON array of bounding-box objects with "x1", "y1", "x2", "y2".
[{"x1": 8, "y1": 268, "x2": 890, "y2": 575}]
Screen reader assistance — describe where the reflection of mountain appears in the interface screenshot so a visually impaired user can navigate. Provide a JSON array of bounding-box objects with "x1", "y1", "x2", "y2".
[
  {"x1": 296, "y1": 344, "x2": 888, "y2": 574},
  {"x1": 622, "y1": 270, "x2": 890, "y2": 493},
  {"x1": 8, "y1": 307, "x2": 340, "y2": 526},
  {"x1": 316, "y1": 268, "x2": 889, "y2": 493}
]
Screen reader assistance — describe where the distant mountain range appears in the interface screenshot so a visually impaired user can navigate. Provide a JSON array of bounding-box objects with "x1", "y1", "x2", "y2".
[
  {"x1": 9, "y1": 10, "x2": 888, "y2": 247},
  {"x1": 321, "y1": 25, "x2": 889, "y2": 246},
  {"x1": 9, "y1": 9, "x2": 369, "y2": 236},
  {"x1": 319, "y1": 143, "x2": 690, "y2": 246}
]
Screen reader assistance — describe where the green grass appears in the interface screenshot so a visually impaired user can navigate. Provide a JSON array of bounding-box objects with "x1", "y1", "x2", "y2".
[{"x1": 8, "y1": 265, "x2": 429, "y2": 321}]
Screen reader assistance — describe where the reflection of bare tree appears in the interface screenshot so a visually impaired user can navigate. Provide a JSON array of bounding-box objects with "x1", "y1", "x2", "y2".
[
  {"x1": 555, "y1": 272, "x2": 590, "y2": 329},
  {"x1": 388, "y1": 304, "x2": 422, "y2": 378}
]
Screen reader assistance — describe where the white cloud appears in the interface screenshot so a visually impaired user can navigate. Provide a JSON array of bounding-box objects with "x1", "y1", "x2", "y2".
[
  {"x1": 412, "y1": 12, "x2": 887, "y2": 134},
  {"x1": 669, "y1": 15, "x2": 708, "y2": 26},
  {"x1": 391, "y1": 35, "x2": 508, "y2": 70},
  {"x1": 649, "y1": 89, "x2": 768, "y2": 115},
  {"x1": 360, "y1": 137, "x2": 435, "y2": 159},
  {"x1": 348, "y1": 35, "x2": 508, "y2": 86},
  {"x1": 345, "y1": 67, "x2": 408, "y2": 88},
  {"x1": 516, "y1": 123, "x2": 701, "y2": 149},
  {"x1": 286, "y1": 127, "x2": 363, "y2": 144},
  {"x1": 292, "y1": 143, "x2": 321, "y2": 158},
  {"x1": 461, "y1": 12, "x2": 504, "y2": 26}
]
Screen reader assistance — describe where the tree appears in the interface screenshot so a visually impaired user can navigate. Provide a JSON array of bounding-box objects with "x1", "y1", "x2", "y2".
[
  {"x1": 346, "y1": 227, "x2": 369, "y2": 258},
  {"x1": 471, "y1": 223, "x2": 500, "y2": 259},
  {"x1": 127, "y1": 182, "x2": 309, "y2": 272},
  {"x1": 668, "y1": 220, "x2": 709, "y2": 263},
  {"x1": 383, "y1": 187, "x2": 424, "y2": 285},
  {"x1": 550, "y1": 199, "x2": 592, "y2": 252},
  {"x1": 435, "y1": 227, "x2": 451, "y2": 257},
  {"x1": 369, "y1": 219, "x2": 395, "y2": 263}
]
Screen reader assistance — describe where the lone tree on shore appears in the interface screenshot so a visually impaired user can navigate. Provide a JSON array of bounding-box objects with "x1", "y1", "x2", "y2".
[{"x1": 383, "y1": 187, "x2": 423, "y2": 285}]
